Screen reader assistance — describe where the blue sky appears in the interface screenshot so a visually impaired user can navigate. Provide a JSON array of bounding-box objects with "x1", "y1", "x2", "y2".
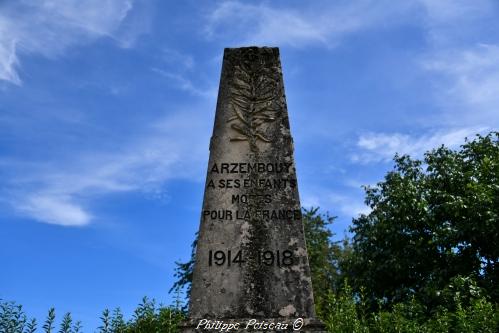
[{"x1": 1, "y1": 0, "x2": 499, "y2": 330}]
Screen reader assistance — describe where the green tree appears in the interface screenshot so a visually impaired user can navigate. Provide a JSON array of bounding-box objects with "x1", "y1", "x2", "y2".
[
  {"x1": 0, "y1": 300, "x2": 28, "y2": 333},
  {"x1": 127, "y1": 297, "x2": 157, "y2": 332},
  {"x1": 124, "y1": 297, "x2": 184, "y2": 333},
  {"x1": 59, "y1": 312, "x2": 72, "y2": 333},
  {"x1": 26, "y1": 318, "x2": 37, "y2": 333},
  {"x1": 110, "y1": 308, "x2": 126, "y2": 333},
  {"x1": 157, "y1": 307, "x2": 183, "y2": 333},
  {"x1": 43, "y1": 308, "x2": 56, "y2": 333},
  {"x1": 72, "y1": 321, "x2": 82, "y2": 333},
  {"x1": 347, "y1": 132, "x2": 499, "y2": 309},
  {"x1": 99, "y1": 309, "x2": 111, "y2": 333},
  {"x1": 170, "y1": 233, "x2": 197, "y2": 308},
  {"x1": 301, "y1": 207, "x2": 347, "y2": 314}
]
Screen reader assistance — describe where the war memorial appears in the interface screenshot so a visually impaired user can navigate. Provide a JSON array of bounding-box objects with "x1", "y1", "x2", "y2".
[{"x1": 180, "y1": 47, "x2": 325, "y2": 332}]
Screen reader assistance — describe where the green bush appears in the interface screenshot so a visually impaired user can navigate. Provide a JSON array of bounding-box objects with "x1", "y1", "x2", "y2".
[
  {"x1": 2, "y1": 281, "x2": 497, "y2": 332},
  {"x1": 320, "y1": 282, "x2": 499, "y2": 333},
  {"x1": 0, "y1": 298, "x2": 183, "y2": 333}
]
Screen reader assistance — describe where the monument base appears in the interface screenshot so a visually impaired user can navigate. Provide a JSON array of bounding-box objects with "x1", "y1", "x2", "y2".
[{"x1": 180, "y1": 317, "x2": 326, "y2": 333}]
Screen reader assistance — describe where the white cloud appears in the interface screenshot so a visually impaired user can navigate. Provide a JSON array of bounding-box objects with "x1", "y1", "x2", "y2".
[
  {"x1": 0, "y1": 15, "x2": 21, "y2": 85},
  {"x1": 204, "y1": 1, "x2": 415, "y2": 48},
  {"x1": 161, "y1": 48, "x2": 195, "y2": 71},
  {"x1": 0, "y1": 0, "x2": 142, "y2": 85},
  {"x1": 19, "y1": 194, "x2": 91, "y2": 227},
  {"x1": 422, "y1": 44, "x2": 499, "y2": 126},
  {"x1": 151, "y1": 67, "x2": 217, "y2": 99},
  {"x1": 352, "y1": 127, "x2": 488, "y2": 164},
  {"x1": 301, "y1": 194, "x2": 321, "y2": 209},
  {"x1": 206, "y1": 1, "x2": 327, "y2": 47},
  {"x1": 3, "y1": 110, "x2": 211, "y2": 227},
  {"x1": 151, "y1": 49, "x2": 218, "y2": 99},
  {"x1": 328, "y1": 193, "x2": 371, "y2": 217},
  {"x1": 204, "y1": 0, "x2": 498, "y2": 49},
  {"x1": 418, "y1": 0, "x2": 494, "y2": 22},
  {"x1": 301, "y1": 187, "x2": 370, "y2": 218}
]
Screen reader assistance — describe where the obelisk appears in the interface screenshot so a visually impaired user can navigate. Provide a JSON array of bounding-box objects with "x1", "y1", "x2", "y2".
[{"x1": 182, "y1": 47, "x2": 324, "y2": 332}]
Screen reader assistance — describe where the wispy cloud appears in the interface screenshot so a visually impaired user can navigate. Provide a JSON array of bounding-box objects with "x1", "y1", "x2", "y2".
[
  {"x1": 151, "y1": 67, "x2": 217, "y2": 99},
  {"x1": 0, "y1": 0, "x2": 145, "y2": 85},
  {"x1": 0, "y1": 37, "x2": 21, "y2": 85},
  {"x1": 418, "y1": 0, "x2": 494, "y2": 23},
  {"x1": 351, "y1": 127, "x2": 488, "y2": 164},
  {"x1": 160, "y1": 48, "x2": 195, "y2": 71},
  {"x1": 416, "y1": 0, "x2": 497, "y2": 47},
  {"x1": 204, "y1": 0, "x2": 498, "y2": 49},
  {"x1": 422, "y1": 44, "x2": 499, "y2": 126},
  {"x1": 301, "y1": 190, "x2": 370, "y2": 218},
  {"x1": 2, "y1": 110, "x2": 211, "y2": 226},
  {"x1": 204, "y1": 1, "x2": 415, "y2": 48},
  {"x1": 151, "y1": 48, "x2": 218, "y2": 99},
  {"x1": 328, "y1": 193, "x2": 371, "y2": 217},
  {"x1": 206, "y1": 1, "x2": 328, "y2": 47},
  {"x1": 18, "y1": 194, "x2": 91, "y2": 227}
]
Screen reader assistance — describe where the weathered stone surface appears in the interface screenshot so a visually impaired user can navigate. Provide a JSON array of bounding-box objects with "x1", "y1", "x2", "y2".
[{"x1": 186, "y1": 47, "x2": 324, "y2": 332}]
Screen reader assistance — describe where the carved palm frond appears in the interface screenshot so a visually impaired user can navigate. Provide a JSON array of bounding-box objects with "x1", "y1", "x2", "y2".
[{"x1": 227, "y1": 51, "x2": 281, "y2": 151}]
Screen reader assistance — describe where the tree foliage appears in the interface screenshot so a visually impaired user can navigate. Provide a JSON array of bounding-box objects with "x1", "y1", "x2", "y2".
[
  {"x1": 0, "y1": 298, "x2": 183, "y2": 333},
  {"x1": 169, "y1": 233, "x2": 197, "y2": 309},
  {"x1": 322, "y1": 280, "x2": 498, "y2": 333},
  {"x1": 347, "y1": 132, "x2": 499, "y2": 309},
  {"x1": 301, "y1": 207, "x2": 349, "y2": 313},
  {"x1": 58, "y1": 313, "x2": 72, "y2": 333},
  {"x1": 3, "y1": 289, "x2": 497, "y2": 333},
  {"x1": 42, "y1": 308, "x2": 55, "y2": 333}
]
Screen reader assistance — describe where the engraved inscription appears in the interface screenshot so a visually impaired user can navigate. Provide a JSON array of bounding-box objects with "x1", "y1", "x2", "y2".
[{"x1": 208, "y1": 249, "x2": 295, "y2": 267}]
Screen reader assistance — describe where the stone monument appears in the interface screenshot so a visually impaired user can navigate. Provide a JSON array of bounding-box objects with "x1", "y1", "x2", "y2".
[{"x1": 181, "y1": 47, "x2": 325, "y2": 332}]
